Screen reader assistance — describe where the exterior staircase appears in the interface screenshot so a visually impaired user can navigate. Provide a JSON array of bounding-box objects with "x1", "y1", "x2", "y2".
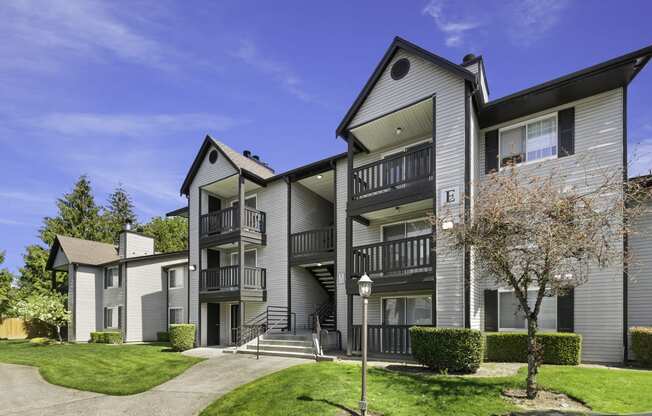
[
  {"x1": 305, "y1": 264, "x2": 335, "y2": 295},
  {"x1": 237, "y1": 333, "x2": 335, "y2": 361}
]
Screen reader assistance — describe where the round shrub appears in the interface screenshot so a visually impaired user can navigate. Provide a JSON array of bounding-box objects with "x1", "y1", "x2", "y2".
[
  {"x1": 630, "y1": 327, "x2": 652, "y2": 367},
  {"x1": 29, "y1": 337, "x2": 52, "y2": 346},
  {"x1": 410, "y1": 327, "x2": 483, "y2": 373},
  {"x1": 484, "y1": 332, "x2": 581, "y2": 365},
  {"x1": 169, "y1": 324, "x2": 195, "y2": 351},
  {"x1": 89, "y1": 331, "x2": 123, "y2": 344}
]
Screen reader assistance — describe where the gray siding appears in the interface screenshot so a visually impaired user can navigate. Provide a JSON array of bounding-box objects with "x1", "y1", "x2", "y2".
[
  {"x1": 628, "y1": 200, "x2": 652, "y2": 360},
  {"x1": 167, "y1": 264, "x2": 189, "y2": 321},
  {"x1": 188, "y1": 145, "x2": 238, "y2": 337},
  {"x1": 478, "y1": 88, "x2": 625, "y2": 362},
  {"x1": 291, "y1": 182, "x2": 333, "y2": 234},
  {"x1": 291, "y1": 266, "x2": 329, "y2": 330},
  {"x1": 102, "y1": 264, "x2": 124, "y2": 330},
  {"x1": 336, "y1": 158, "x2": 348, "y2": 345},
  {"x1": 125, "y1": 255, "x2": 188, "y2": 342}
]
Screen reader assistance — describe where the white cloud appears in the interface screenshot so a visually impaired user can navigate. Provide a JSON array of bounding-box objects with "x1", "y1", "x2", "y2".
[
  {"x1": 0, "y1": 218, "x2": 33, "y2": 226},
  {"x1": 232, "y1": 40, "x2": 315, "y2": 102},
  {"x1": 30, "y1": 113, "x2": 246, "y2": 138},
  {"x1": 0, "y1": 191, "x2": 52, "y2": 204},
  {"x1": 0, "y1": 0, "x2": 174, "y2": 72},
  {"x1": 422, "y1": 0, "x2": 570, "y2": 49}
]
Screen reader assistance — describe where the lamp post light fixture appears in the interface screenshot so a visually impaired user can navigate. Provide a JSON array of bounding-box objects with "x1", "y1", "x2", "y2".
[{"x1": 357, "y1": 273, "x2": 373, "y2": 416}]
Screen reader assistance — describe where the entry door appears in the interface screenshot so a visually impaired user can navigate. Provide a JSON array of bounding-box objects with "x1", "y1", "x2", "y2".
[
  {"x1": 230, "y1": 304, "x2": 240, "y2": 344},
  {"x1": 208, "y1": 195, "x2": 221, "y2": 213},
  {"x1": 207, "y1": 303, "x2": 220, "y2": 346}
]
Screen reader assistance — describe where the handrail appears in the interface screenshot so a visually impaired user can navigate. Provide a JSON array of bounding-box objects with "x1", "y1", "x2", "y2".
[
  {"x1": 290, "y1": 226, "x2": 334, "y2": 257},
  {"x1": 351, "y1": 145, "x2": 433, "y2": 199},
  {"x1": 200, "y1": 206, "x2": 266, "y2": 236},
  {"x1": 200, "y1": 266, "x2": 266, "y2": 291},
  {"x1": 352, "y1": 234, "x2": 432, "y2": 276}
]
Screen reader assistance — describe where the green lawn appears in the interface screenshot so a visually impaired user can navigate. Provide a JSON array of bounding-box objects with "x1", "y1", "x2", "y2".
[
  {"x1": 0, "y1": 340, "x2": 203, "y2": 395},
  {"x1": 202, "y1": 362, "x2": 652, "y2": 416}
]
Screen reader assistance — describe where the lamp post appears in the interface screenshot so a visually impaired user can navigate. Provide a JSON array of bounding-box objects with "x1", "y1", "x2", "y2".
[{"x1": 357, "y1": 273, "x2": 373, "y2": 416}]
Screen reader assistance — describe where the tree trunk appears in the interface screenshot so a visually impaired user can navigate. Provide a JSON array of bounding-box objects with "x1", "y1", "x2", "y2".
[
  {"x1": 56, "y1": 325, "x2": 62, "y2": 343},
  {"x1": 526, "y1": 317, "x2": 539, "y2": 399}
]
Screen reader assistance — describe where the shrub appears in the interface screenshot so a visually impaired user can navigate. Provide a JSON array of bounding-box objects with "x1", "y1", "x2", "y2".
[
  {"x1": 485, "y1": 332, "x2": 581, "y2": 365},
  {"x1": 157, "y1": 331, "x2": 170, "y2": 342},
  {"x1": 169, "y1": 324, "x2": 195, "y2": 351},
  {"x1": 29, "y1": 337, "x2": 52, "y2": 346},
  {"x1": 410, "y1": 327, "x2": 483, "y2": 373},
  {"x1": 630, "y1": 327, "x2": 652, "y2": 367},
  {"x1": 90, "y1": 331, "x2": 123, "y2": 344}
]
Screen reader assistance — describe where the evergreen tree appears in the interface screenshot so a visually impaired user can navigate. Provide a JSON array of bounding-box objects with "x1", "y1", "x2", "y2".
[
  {"x1": 104, "y1": 185, "x2": 138, "y2": 243},
  {"x1": 142, "y1": 216, "x2": 188, "y2": 253},
  {"x1": 0, "y1": 251, "x2": 15, "y2": 316}
]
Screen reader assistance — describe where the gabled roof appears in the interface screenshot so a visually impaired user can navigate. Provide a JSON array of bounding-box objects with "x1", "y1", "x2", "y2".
[
  {"x1": 46, "y1": 235, "x2": 119, "y2": 270},
  {"x1": 180, "y1": 135, "x2": 275, "y2": 195},
  {"x1": 478, "y1": 44, "x2": 652, "y2": 128},
  {"x1": 336, "y1": 36, "x2": 477, "y2": 140}
]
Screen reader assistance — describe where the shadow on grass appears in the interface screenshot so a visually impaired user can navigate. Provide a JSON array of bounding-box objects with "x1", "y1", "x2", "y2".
[{"x1": 297, "y1": 395, "x2": 359, "y2": 416}]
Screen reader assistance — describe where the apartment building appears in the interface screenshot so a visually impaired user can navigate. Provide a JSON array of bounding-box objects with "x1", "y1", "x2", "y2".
[{"x1": 50, "y1": 37, "x2": 652, "y2": 363}]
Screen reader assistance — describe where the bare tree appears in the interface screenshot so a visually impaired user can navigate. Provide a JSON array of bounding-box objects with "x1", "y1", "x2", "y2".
[{"x1": 432, "y1": 159, "x2": 650, "y2": 399}]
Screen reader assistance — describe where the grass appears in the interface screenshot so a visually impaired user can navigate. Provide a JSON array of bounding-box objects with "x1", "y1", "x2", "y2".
[
  {"x1": 201, "y1": 362, "x2": 652, "y2": 416},
  {"x1": 0, "y1": 340, "x2": 203, "y2": 395}
]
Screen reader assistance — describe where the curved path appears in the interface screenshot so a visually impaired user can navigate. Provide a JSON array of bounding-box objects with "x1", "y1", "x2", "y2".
[{"x1": 0, "y1": 353, "x2": 305, "y2": 416}]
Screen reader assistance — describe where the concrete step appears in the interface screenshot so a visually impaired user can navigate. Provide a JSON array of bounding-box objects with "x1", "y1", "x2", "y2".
[
  {"x1": 237, "y1": 348, "x2": 337, "y2": 361},
  {"x1": 247, "y1": 344, "x2": 314, "y2": 354},
  {"x1": 258, "y1": 339, "x2": 313, "y2": 347},
  {"x1": 263, "y1": 334, "x2": 311, "y2": 341}
]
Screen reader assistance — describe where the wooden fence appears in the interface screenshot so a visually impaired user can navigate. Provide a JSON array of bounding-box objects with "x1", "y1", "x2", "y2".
[{"x1": 0, "y1": 318, "x2": 28, "y2": 339}]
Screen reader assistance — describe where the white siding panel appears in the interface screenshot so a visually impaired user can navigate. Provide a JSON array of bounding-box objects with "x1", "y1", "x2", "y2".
[
  {"x1": 291, "y1": 182, "x2": 333, "y2": 234},
  {"x1": 167, "y1": 265, "x2": 188, "y2": 316},
  {"x1": 336, "y1": 159, "x2": 348, "y2": 345},
  {"x1": 291, "y1": 266, "x2": 329, "y2": 330},
  {"x1": 73, "y1": 265, "x2": 102, "y2": 342},
  {"x1": 628, "y1": 201, "x2": 652, "y2": 360}
]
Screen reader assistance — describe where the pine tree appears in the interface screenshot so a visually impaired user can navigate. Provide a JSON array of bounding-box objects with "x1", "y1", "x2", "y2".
[
  {"x1": 105, "y1": 185, "x2": 138, "y2": 243},
  {"x1": 0, "y1": 251, "x2": 15, "y2": 316}
]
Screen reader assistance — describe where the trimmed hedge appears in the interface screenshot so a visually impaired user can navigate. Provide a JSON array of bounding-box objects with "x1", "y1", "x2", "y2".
[
  {"x1": 485, "y1": 332, "x2": 581, "y2": 365},
  {"x1": 169, "y1": 324, "x2": 195, "y2": 351},
  {"x1": 630, "y1": 327, "x2": 652, "y2": 367},
  {"x1": 157, "y1": 331, "x2": 170, "y2": 342},
  {"x1": 90, "y1": 331, "x2": 123, "y2": 344},
  {"x1": 29, "y1": 337, "x2": 53, "y2": 346},
  {"x1": 410, "y1": 327, "x2": 483, "y2": 373}
]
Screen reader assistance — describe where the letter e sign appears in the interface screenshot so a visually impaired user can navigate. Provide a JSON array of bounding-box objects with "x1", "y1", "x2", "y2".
[{"x1": 440, "y1": 186, "x2": 459, "y2": 206}]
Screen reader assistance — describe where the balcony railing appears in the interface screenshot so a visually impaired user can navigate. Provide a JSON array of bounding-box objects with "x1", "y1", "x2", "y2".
[
  {"x1": 352, "y1": 234, "x2": 432, "y2": 277},
  {"x1": 352, "y1": 325, "x2": 435, "y2": 355},
  {"x1": 200, "y1": 266, "x2": 266, "y2": 291},
  {"x1": 351, "y1": 145, "x2": 433, "y2": 200},
  {"x1": 200, "y1": 206, "x2": 266, "y2": 237},
  {"x1": 290, "y1": 226, "x2": 334, "y2": 258}
]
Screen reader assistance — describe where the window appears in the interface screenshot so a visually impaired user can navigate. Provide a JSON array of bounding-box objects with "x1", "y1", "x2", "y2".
[
  {"x1": 231, "y1": 195, "x2": 257, "y2": 209},
  {"x1": 105, "y1": 267, "x2": 119, "y2": 288},
  {"x1": 500, "y1": 115, "x2": 557, "y2": 167},
  {"x1": 168, "y1": 269, "x2": 182, "y2": 289},
  {"x1": 104, "y1": 306, "x2": 120, "y2": 329},
  {"x1": 381, "y1": 219, "x2": 430, "y2": 273},
  {"x1": 169, "y1": 308, "x2": 184, "y2": 325},
  {"x1": 382, "y1": 296, "x2": 432, "y2": 325},
  {"x1": 382, "y1": 141, "x2": 432, "y2": 187},
  {"x1": 230, "y1": 249, "x2": 257, "y2": 267},
  {"x1": 498, "y1": 290, "x2": 557, "y2": 331}
]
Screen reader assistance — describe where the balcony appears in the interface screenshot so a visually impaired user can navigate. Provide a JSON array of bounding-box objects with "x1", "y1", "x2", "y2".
[
  {"x1": 349, "y1": 234, "x2": 433, "y2": 293},
  {"x1": 289, "y1": 226, "x2": 335, "y2": 266},
  {"x1": 349, "y1": 145, "x2": 434, "y2": 215},
  {"x1": 199, "y1": 206, "x2": 266, "y2": 247},
  {"x1": 199, "y1": 266, "x2": 267, "y2": 302}
]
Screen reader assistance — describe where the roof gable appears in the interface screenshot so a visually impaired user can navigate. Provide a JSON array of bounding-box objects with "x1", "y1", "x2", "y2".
[
  {"x1": 336, "y1": 36, "x2": 476, "y2": 139},
  {"x1": 46, "y1": 235, "x2": 119, "y2": 270}
]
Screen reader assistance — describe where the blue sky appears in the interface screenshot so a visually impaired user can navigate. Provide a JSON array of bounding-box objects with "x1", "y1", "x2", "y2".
[{"x1": 1, "y1": 0, "x2": 652, "y2": 274}]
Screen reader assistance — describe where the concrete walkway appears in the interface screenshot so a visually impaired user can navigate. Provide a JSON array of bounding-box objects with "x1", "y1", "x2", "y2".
[{"x1": 0, "y1": 354, "x2": 305, "y2": 416}]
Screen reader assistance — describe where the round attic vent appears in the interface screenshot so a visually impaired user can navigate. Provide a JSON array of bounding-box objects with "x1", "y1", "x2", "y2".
[
  {"x1": 390, "y1": 58, "x2": 410, "y2": 80},
  {"x1": 209, "y1": 149, "x2": 218, "y2": 164}
]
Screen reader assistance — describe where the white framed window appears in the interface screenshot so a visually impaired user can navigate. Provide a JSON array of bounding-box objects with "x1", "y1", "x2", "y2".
[
  {"x1": 381, "y1": 295, "x2": 432, "y2": 326},
  {"x1": 499, "y1": 114, "x2": 557, "y2": 168},
  {"x1": 230, "y1": 249, "x2": 257, "y2": 267},
  {"x1": 169, "y1": 307, "x2": 184, "y2": 325},
  {"x1": 498, "y1": 289, "x2": 557, "y2": 331},
  {"x1": 104, "y1": 306, "x2": 121, "y2": 329},
  {"x1": 105, "y1": 267, "x2": 119, "y2": 288},
  {"x1": 168, "y1": 269, "x2": 183, "y2": 289},
  {"x1": 231, "y1": 195, "x2": 257, "y2": 209}
]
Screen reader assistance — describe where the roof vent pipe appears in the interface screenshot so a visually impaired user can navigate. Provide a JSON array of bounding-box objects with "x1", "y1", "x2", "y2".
[
  {"x1": 124, "y1": 221, "x2": 132, "y2": 231},
  {"x1": 243, "y1": 150, "x2": 251, "y2": 158}
]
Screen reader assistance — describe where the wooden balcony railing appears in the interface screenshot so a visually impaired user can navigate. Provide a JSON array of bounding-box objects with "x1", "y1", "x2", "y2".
[
  {"x1": 352, "y1": 234, "x2": 432, "y2": 276},
  {"x1": 200, "y1": 206, "x2": 266, "y2": 237},
  {"x1": 200, "y1": 266, "x2": 266, "y2": 291},
  {"x1": 290, "y1": 226, "x2": 334, "y2": 258},
  {"x1": 352, "y1": 325, "x2": 435, "y2": 355},
  {"x1": 351, "y1": 145, "x2": 433, "y2": 200}
]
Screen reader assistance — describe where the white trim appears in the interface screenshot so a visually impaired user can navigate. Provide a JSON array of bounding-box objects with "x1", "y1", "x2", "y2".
[
  {"x1": 168, "y1": 307, "x2": 184, "y2": 325},
  {"x1": 168, "y1": 268, "x2": 183, "y2": 289},
  {"x1": 497, "y1": 288, "x2": 558, "y2": 332},
  {"x1": 230, "y1": 248, "x2": 257, "y2": 267},
  {"x1": 380, "y1": 295, "x2": 433, "y2": 326},
  {"x1": 230, "y1": 194, "x2": 258, "y2": 209},
  {"x1": 104, "y1": 305, "x2": 120, "y2": 329},
  {"x1": 105, "y1": 266, "x2": 119, "y2": 289},
  {"x1": 379, "y1": 216, "x2": 430, "y2": 242},
  {"x1": 498, "y1": 112, "x2": 558, "y2": 170}
]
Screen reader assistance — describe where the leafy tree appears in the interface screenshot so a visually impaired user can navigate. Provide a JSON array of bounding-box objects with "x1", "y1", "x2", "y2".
[
  {"x1": 17, "y1": 245, "x2": 55, "y2": 292},
  {"x1": 12, "y1": 291, "x2": 70, "y2": 342},
  {"x1": 104, "y1": 185, "x2": 138, "y2": 243},
  {"x1": 434, "y1": 163, "x2": 650, "y2": 399},
  {"x1": 0, "y1": 251, "x2": 15, "y2": 317},
  {"x1": 142, "y1": 216, "x2": 188, "y2": 253}
]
